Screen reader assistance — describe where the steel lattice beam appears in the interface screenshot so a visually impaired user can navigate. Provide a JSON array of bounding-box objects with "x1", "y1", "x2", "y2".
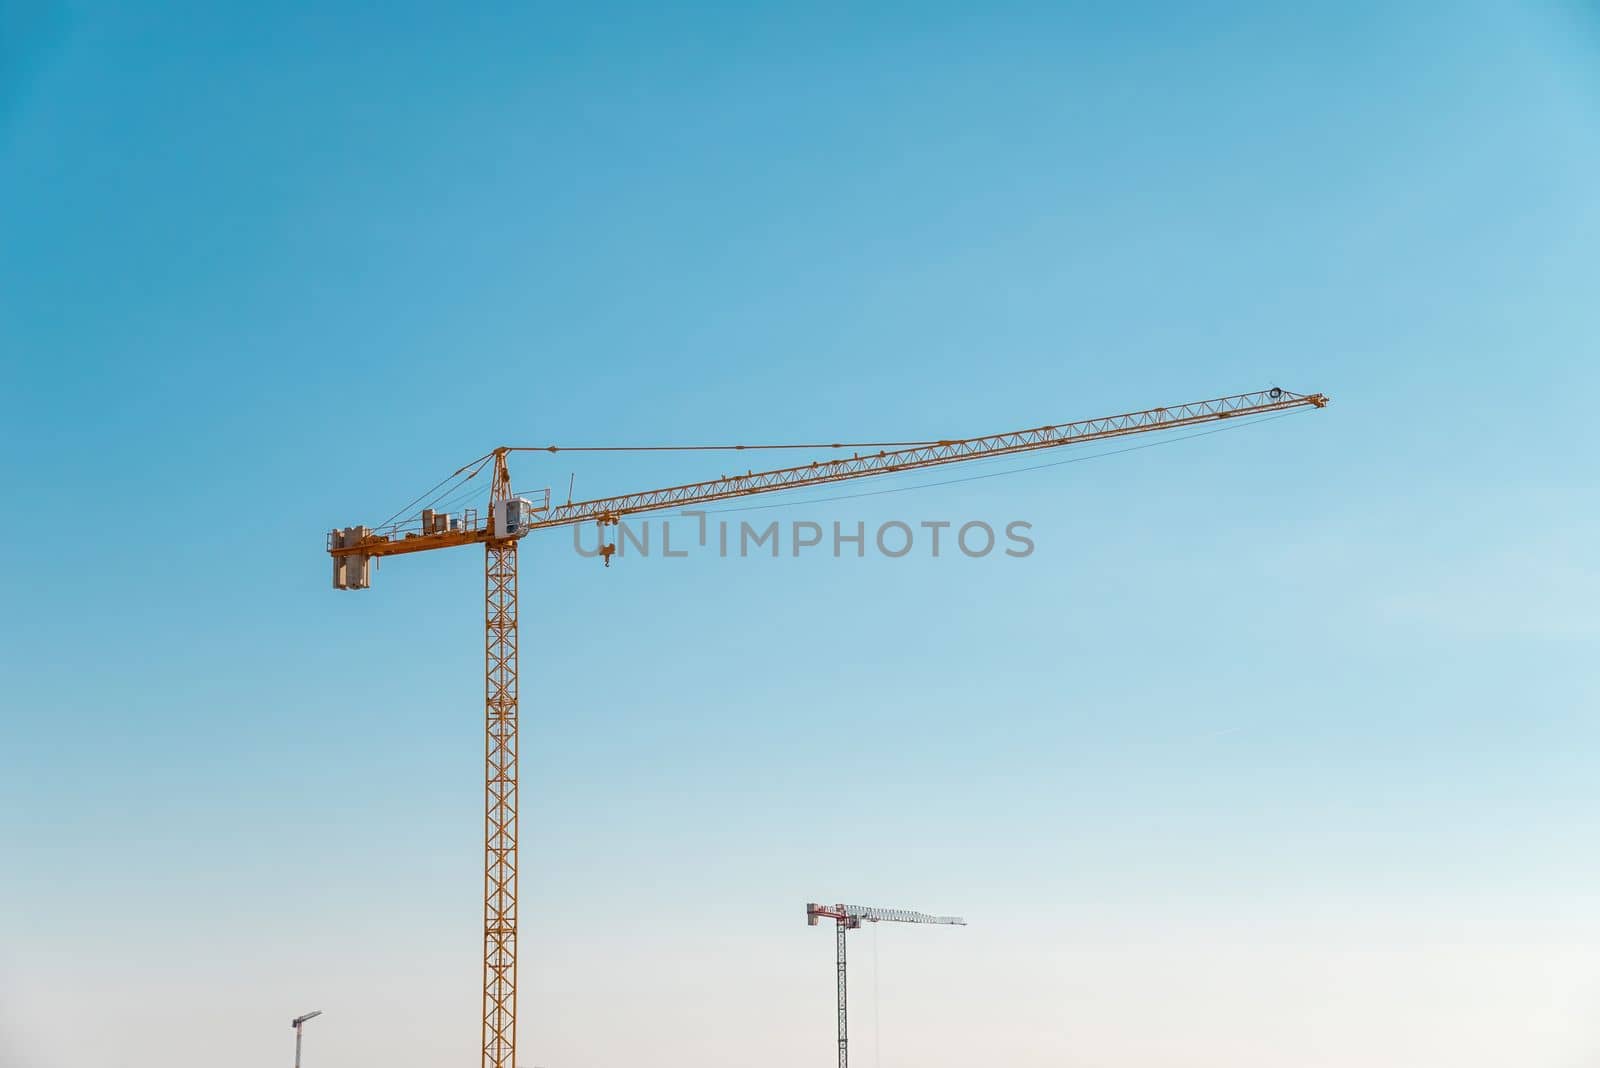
[
  {"x1": 836, "y1": 921, "x2": 848, "y2": 1068},
  {"x1": 527, "y1": 389, "x2": 1322, "y2": 531},
  {"x1": 483, "y1": 542, "x2": 518, "y2": 1068}
]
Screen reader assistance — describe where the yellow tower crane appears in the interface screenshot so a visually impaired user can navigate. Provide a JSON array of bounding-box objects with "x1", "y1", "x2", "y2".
[{"x1": 324, "y1": 387, "x2": 1328, "y2": 1068}]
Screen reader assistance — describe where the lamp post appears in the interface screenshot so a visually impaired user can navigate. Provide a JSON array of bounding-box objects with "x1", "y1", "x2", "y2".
[{"x1": 290, "y1": 1010, "x2": 323, "y2": 1068}]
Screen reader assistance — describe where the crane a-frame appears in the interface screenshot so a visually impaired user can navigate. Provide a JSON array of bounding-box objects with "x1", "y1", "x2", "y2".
[{"x1": 324, "y1": 387, "x2": 1327, "y2": 1068}]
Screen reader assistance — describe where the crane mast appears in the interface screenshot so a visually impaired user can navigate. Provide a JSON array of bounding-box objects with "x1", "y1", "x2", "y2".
[
  {"x1": 323, "y1": 387, "x2": 1327, "y2": 1068},
  {"x1": 807, "y1": 903, "x2": 966, "y2": 1068},
  {"x1": 481, "y1": 445, "x2": 519, "y2": 1068}
]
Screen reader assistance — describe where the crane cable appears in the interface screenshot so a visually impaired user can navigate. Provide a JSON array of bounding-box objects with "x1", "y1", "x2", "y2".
[
  {"x1": 378, "y1": 407, "x2": 1308, "y2": 529},
  {"x1": 504, "y1": 440, "x2": 945, "y2": 454},
  {"x1": 374, "y1": 453, "x2": 493, "y2": 532},
  {"x1": 873, "y1": 920, "x2": 882, "y2": 1068},
  {"x1": 378, "y1": 442, "x2": 940, "y2": 528},
  {"x1": 691, "y1": 407, "x2": 1310, "y2": 517}
]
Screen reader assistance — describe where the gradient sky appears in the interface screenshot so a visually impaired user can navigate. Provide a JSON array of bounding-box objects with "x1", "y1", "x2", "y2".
[{"x1": 3, "y1": 3, "x2": 1600, "y2": 1067}]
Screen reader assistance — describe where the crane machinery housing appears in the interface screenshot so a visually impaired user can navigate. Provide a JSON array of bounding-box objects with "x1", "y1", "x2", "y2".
[
  {"x1": 807, "y1": 902, "x2": 966, "y2": 1068},
  {"x1": 323, "y1": 387, "x2": 1328, "y2": 1068}
]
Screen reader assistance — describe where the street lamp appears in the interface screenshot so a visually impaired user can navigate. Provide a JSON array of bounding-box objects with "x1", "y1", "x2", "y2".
[{"x1": 290, "y1": 1010, "x2": 323, "y2": 1068}]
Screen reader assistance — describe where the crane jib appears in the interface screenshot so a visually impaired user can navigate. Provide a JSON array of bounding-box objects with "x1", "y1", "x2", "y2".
[{"x1": 328, "y1": 387, "x2": 1327, "y2": 562}]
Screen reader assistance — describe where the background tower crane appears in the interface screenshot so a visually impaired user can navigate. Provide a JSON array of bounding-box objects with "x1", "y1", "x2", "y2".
[
  {"x1": 324, "y1": 387, "x2": 1327, "y2": 1068},
  {"x1": 289, "y1": 1010, "x2": 323, "y2": 1068},
  {"x1": 806, "y1": 903, "x2": 966, "y2": 1068}
]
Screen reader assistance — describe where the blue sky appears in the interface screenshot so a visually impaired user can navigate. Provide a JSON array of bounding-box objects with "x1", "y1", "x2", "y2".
[{"x1": 3, "y1": 3, "x2": 1599, "y2": 1066}]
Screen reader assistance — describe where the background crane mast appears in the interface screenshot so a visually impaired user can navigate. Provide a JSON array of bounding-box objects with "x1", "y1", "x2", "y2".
[
  {"x1": 807, "y1": 903, "x2": 966, "y2": 1068},
  {"x1": 324, "y1": 387, "x2": 1327, "y2": 1068}
]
